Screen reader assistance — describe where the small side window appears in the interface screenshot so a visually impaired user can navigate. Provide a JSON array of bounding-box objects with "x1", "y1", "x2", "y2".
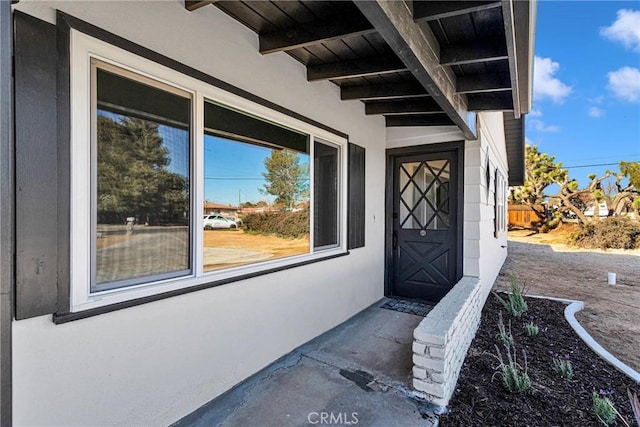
[{"x1": 314, "y1": 140, "x2": 341, "y2": 249}]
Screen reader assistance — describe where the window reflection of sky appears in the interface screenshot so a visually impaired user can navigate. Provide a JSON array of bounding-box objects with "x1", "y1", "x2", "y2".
[{"x1": 204, "y1": 135, "x2": 309, "y2": 206}]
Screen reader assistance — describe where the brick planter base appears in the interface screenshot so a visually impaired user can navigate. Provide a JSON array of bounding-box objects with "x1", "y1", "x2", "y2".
[{"x1": 411, "y1": 277, "x2": 486, "y2": 407}]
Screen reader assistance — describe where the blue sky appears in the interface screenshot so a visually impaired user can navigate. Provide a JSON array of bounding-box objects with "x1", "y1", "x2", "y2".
[
  {"x1": 204, "y1": 135, "x2": 274, "y2": 205},
  {"x1": 204, "y1": 135, "x2": 310, "y2": 206},
  {"x1": 528, "y1": 1, "x2": 640, "y2": 188}
]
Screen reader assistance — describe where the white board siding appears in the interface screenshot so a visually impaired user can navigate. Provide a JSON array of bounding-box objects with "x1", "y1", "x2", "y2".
[{"x1": 12, "y1": 1, "x2": 386, "y2": 425}]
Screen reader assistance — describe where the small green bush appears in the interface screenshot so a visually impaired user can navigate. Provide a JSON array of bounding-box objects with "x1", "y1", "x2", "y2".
[
  {"x1": 592, "y1": 391, "x2": 617, "y2": 426},
  {"x1": 569, "y1": 217, "x2": 640, "y2": 249},
  {"x1": 243, "y1": 210, "x2": 309, "y2": 238},
  {"x1": 523, "y1": 321, "x2": 539, "y2": 337},
  {"x1": 552, "y1": 357, "x2": 574, "y2": 379},
  {"x1": 493, "y1": 273, "x2": 528, "y2": 318},
  {"x1": 492, "y1": 345, "x2": 530, "y2": 393}
]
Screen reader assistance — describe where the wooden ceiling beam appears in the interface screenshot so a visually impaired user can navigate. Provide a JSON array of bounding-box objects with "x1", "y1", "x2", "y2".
[
  {"x1": 385, "y1": 114, "x2": 455, "y2": 127},
  {"x1": 467, "y1": 92, "x2": 514, "y2": 111},
  {"x1": 341, "y1": 82, "x2": 429, "y2": 101},
  {"x1": 456, "y1": 72, "x2": 511, "y2": 94},
  {"x1": 413, "y1": 1, "x2": 502, "y2": 22},
  {"x1": 184, "y1": 1, "x2": 218, "y2": 12},
  {"x1": 355, "y1": 0, "x2": 475, "y2": 138},
  {"x1": 365, "y1": 99, "x2": 442, "y2": 115},
  {"x1": 259, "y1": 14, "x2": 376, "y2": 54},
  {"x1": 307, "y1": 55, "x2": 407, "y2": 82},
  {"x1": 440, "y1": 41, "x2": 508, "y2": 66}
]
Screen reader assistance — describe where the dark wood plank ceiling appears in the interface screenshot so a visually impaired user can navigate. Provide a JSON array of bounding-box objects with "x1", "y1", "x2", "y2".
[{"x1": 189, "y1": 0, "x2": 519, "y2": 128}]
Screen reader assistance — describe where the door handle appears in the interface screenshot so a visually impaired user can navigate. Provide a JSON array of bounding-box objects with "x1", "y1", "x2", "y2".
[{"x1": 392, "y1": 231, "x2": 397, "y2": 249}]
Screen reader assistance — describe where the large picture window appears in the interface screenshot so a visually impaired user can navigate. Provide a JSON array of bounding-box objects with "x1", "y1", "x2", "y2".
[{"x1": 70, "y1": 30, "x2": 347, "y2": 311}]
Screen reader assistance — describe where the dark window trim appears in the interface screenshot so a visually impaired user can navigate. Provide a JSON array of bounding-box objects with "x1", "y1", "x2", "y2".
[
  {"x1": 57, "y1": 12, "x2": 72, "y2": 314},
  {"x1": 1, "y1": 0, "x2": 14, "y2": 422},
  {"x1": 54, "y1": 251, "x2": 349, "y2": 324},
  {"x1": 53, "y1": 11, "x2": 352, "y2": 322}
]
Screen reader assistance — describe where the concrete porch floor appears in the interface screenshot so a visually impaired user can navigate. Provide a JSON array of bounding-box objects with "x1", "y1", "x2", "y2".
[{"x1": 175, "y1": 298, "x2": 439, "y2": 427}]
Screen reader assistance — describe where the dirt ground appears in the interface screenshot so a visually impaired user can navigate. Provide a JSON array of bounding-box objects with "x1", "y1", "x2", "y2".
[
  {"x1": 204, "y1": 229, "x2": 309, "y2": 254},
  {"x1": 494, "y1": 229, "x2": 640, "y2": 372},
  {"x1": 203, "y1": 229, "x2": 309, "y2": 270}
]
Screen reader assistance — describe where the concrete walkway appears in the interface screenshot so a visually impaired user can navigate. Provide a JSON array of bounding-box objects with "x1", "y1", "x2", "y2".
[{"x1": 175, "y1": 299, "x2": 438, "y2": 427}]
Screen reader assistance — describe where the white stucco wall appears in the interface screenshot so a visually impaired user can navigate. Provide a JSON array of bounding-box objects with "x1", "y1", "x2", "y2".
[{"x1": 12, "y1": 1, "x2": 386, "y2": 425}]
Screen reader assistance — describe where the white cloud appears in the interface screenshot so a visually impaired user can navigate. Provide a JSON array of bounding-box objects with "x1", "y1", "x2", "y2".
[
  {"x1": 590, "y1": 95, "x2": 604, "y2": 105},
  {"x1": 533, "y1": 56, "x2": 572, "y2": 103},
  {"x1": 529, "y1": 108, "x2": 542, "y2": 117},
  {"x1": 529, "y1": 119, "x2": 560, "y2": 133},
  {"x1": 607, "y1": 67, "x2": 640, "y2": 102},
  {"x1": 600, "y1": 9, "x2": 640, "y2": 52},
  {"x1": 588, "y1": 106, "x2": 604, "y2": 118}
]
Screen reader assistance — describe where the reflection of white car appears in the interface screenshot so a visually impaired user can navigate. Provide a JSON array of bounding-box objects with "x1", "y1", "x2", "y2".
[
  {"x1": 203, "y1": 214, "x2": 237, "y2": 230},
  {"x1": 226, "y1": 216, "x2": 242, "y2": 226}
]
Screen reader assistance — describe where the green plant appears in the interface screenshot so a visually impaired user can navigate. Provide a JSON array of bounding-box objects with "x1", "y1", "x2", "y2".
[
  {"x1": 552, "y1": 356, "x2": 574, "y2": 379},
  {"x1": 523, "y1": 321, "x2": 539, "y2": 337},
  {"x1": 493, "y1": 273, "x2": 528, "y2": 317},
  {"x1": 243, "y1": 210, "x2": 309, "y2": 238},
  {"x1": 496, "y1": 311, "x2": 514, "y2": 347},
  {"x1": 593, "y1": 391, "x2": 615, "y2": 425},
  {"x1": 491, "y1": 345, "x2": 530, "y2": 393},
  {"x1": 592, "y1": 390, "x2": 629, "y2": 426}
]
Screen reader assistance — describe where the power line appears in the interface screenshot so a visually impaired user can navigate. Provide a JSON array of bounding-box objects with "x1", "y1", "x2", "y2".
[
  {"x1": 564, "y1": 162, "x2": 621, "y2": 169},
  {"x1": 563, "y1": 162, "x2": 637, "y2": 169}
]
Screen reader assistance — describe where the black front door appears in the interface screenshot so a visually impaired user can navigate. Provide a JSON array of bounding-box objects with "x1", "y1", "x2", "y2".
[{"x1": 390, "y1": 149, "x2": 461, "y2": 301}]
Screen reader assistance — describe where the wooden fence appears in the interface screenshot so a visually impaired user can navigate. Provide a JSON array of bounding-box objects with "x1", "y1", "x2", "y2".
[{"x1": 508, "y1": 204, "x2": 538, "y2": 228}]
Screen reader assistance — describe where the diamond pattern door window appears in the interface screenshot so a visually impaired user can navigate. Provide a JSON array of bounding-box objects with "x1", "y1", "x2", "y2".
[{"x1": 399, "y1": 160, "x2": 450, "y2": 230}]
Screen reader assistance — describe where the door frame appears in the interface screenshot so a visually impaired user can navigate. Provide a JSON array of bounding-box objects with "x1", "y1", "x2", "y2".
[{"x1": 384, "y1": 141, "x2": 465, "y2": 299}]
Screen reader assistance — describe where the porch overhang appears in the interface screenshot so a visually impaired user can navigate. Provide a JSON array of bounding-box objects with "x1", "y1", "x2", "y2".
[{"x1": 186, "y1": 0, "x2": 535, "y2": 144}]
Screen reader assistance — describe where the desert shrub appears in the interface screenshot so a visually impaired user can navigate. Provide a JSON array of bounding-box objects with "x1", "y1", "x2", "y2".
[
  {"x1": 243, "y1": 210, "x2": 309, "y2": 238},
  {"x1": 592, "y1": 391, "x2": 617, "y2": 426},
  {"x1": 552, "y1": 356, "x2": 574, "y2": 379},
  {"x1": 491, "y1": 345, "x2": 530, "y2": 393},
  {"x1": 568, "y1": 217, "x2": 640, "y2": 249},
  {"x1": 493, "y1": 273, "x2": 528, "y2": 318},
  {"x1": 523, "y1": 321, "x2": 539, "y2": 337},
  {"x1": 496, "y1": 311, "x2": 514, "y2": 347}
]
